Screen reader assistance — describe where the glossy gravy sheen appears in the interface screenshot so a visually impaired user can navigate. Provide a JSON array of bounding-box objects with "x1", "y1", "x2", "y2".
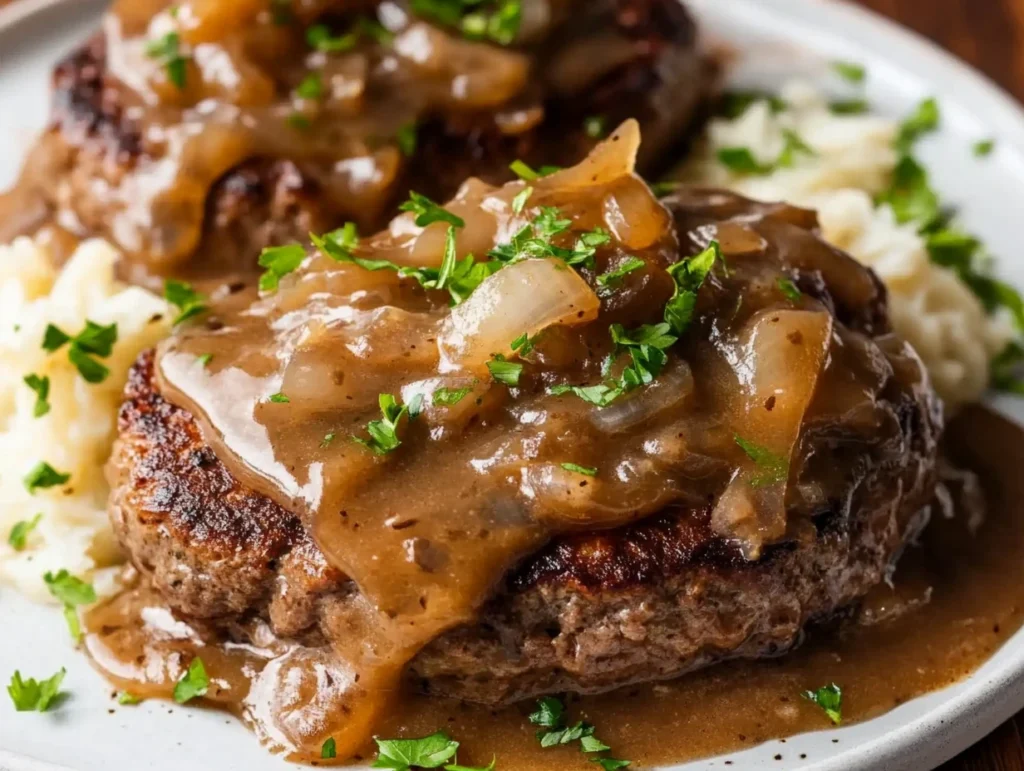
[
  {"x1": 81, "y1": 128, "x2": 941, "y2": 764},
  {"x1": 83, "y1": 406, "x2": 1024, "y2": 767}
]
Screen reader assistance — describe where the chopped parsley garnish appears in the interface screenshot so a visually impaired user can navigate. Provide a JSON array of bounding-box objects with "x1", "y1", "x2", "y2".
[
  {"x1": 354, "y1": 394, "x2": 423, "y2": 455},
  {"x1": 313, "y1": 224, "x2": 492, "y2": 305},
  {"x1": 257, "y1": 244, "x2": 306, "y2": 292},
  {"x1": 550, "y1": 272, "x2": 701, "y2": 405},
  {"x1": 145, "y1": 31, "x2": 188, "y2": 89},
  {"x1": 44, "y1": 569, "x2": 96, "y2": 641},
  {"x1": 412, "y1": 0, "x2": 522, "y2": 46},
  {"x1": 561, "y1": 462, "x2": 597, "y2": 476},
  {"x1": 584, "y1": 115, "x2": 607, "y2": 139},
  {"x1": 974, "y1": 138, "x2": 996, "y2": 157},
  {"x1": 397, "y1": 122, "x2": 418, "y2": 157},
  {"x1": 321, "y1": 432, "x2": 336, "y2": 448},
  {"x1": 665, "y1": 241, "x2": 719, "y2": 337},
  {"x1": 527, "y1": 696, "x2": 626, "y2": 767},
  {"x1": 372, "y1": 730, "x2": 460, "y2": 769},
  {"x1": 777, "y1": 277, "x2": 802, "y2": 302},
  {"x1": 117, "y1": 691, "x2": 142, "y2": 705},
  {"x1": 830, "y1": 99, "x2": 869, "y2": 115},
  {"x1": 267, "y1": 393, "x2": 290, "y2": 404},
  {"x1": 734, "y1": 435, "x2": 789, "y2": 487},
  {"x1": 306, "y1": 23, "x2": 360, "y2": 52},
  {"x1": 7, "y1": 668, "x2": 66, "y2": 712},
  {"x1": 197, "y1": 353, "x2": 213, "y2": 367},
  {"x1": 287, "y1": 113, "x2": 312, "y2": 131},
  {"x1": 511, "y1": 186, "x2": 533, "y2": 215},
  {"x1": 895, "y1": 97, "x2": 940, "y2": 153},
  {"x1": 597, "y1": 257, "x2": 645, "y2": 293},
  {"x1": 295, "y1": 71, "x2": 324, "y2": 100},
  {"x1": 592, "y1": 760, "x2": 631, "y2": 770},
  {"x1": 832, "y1": 60, "x2": 866, "y2": 83},
  {"x1": 510, "y1": 332, "x2": 538, "y2": 357},
  {"x1": 509, "y1": 160, "x2": 541, "y2": 181},
  {"x1": 8, "y1": 513, "x2": 42, "y2": 551},
  {"x1": 487, "y1": 355, "x2": 523, "y2": 386},
  {"x1": 719, "y1": 90, "x2": 786, "y2": 120},
  {"x1": 23, "y1": 374, "x2": 50, "y2": 417},
  {"x1": 716, "y1": 147, "x2": 772, "y2": 175},
  {"x1": 432, "y1": 386, "x2": 472, "y2": 407},
  {"x1": 400, "y1": 192, "x2": 466, "y2": 228},
  {"x1": 992, "y1": 343, "x2": 1024, "y2": 395},
  {"x1": 776, "y1": 129, "x2": 816, "y2": 168},
  {"x1": 877, "y1": 155, "x2": 939, "y2": 227},
  {"x1": 803, "y1": 682, "x2": 843, "y2": 725},
  {"x1": 321, "y1": 737, "x2": 337, "y2": 759},
  {"x1": 24, "y1": 462, "x2": 70, "y2": 495},
  {"x1": 42, "y1": 320, "x2": 118, "y2": 384},
  {"x1": 488, "y1": 207, "x2": 610, "y2": 270},
  {"x1": 173, "y1": 658, "x2": 209, "y2": 704},
  {"x1": 164, "y1": 280, "x2": 209, "y2": 325},
  {"x1": 719, "y1": 131, "x2": 814, "y2": 175}
]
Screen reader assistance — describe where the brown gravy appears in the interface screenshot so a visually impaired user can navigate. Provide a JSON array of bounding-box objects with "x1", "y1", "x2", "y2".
[{"x1": 82, "y1": 405, "x2": 1024, "y2": 767}]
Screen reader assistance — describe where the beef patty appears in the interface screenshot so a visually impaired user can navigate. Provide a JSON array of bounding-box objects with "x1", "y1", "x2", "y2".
[
  {"x1": 12, "y1": 0, "x2": 710, "y2": 284},
  {"x1": 106, "y1": 188, "x2": 941, "y2": 706}
]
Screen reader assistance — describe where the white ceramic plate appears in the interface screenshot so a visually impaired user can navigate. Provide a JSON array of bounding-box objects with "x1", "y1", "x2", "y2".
[{"x1": 2, "y1": 1, "x2": 1024, "y2": 769}]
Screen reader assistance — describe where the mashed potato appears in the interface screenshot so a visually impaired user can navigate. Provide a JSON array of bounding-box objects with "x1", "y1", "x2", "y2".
[
  {"x1": 0, "y1": 238, "x2": 170, "y2": 600},
  {"x1": 683, "y1": 81, "x2": 1014, "y2": 407}
]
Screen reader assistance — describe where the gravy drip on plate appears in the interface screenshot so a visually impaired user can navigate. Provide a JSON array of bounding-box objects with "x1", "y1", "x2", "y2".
[
  {"x1": 83, "y1": 126, "x2": 934, "y2": 761},
  {"x1": 84, "y1": 407, "x2": 1024, "y2": 766}
]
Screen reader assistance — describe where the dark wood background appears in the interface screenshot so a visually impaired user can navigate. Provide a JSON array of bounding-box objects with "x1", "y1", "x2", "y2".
[{"x1": 853, "y1": 1, "x2": 1024, "y2": 767}]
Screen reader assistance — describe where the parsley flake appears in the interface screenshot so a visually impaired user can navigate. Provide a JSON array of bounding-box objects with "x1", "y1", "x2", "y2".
[
  {"x1": 258, "y1": 244, "x2": 306, "y2": 292},
  {"x1": 7, "y1": 668, "x2": 66, "y2": 712},
  {"x1": 527, "y1": 696, "x2": 627, "y2": 767},
  {"x1": 510, "y1": 332, "x2": 538, "y2": 358},
  {"x1": 397, "y1": 122, "x2": 418, "y2": 157},
  {"x1": 445, "y1": 760, "x2": 496, "y2": 771},
  {"x1": 597, "y1": 257, "x2": 645, "y2": 293},
  {"x1": 354, "y1": 394, "x2": 422, "y2": 455},
  {"x1": 197, "y1": 353, "x2": 213, "y2": 367},
  {"x1": 832, "y1": 60, "x2": 866, "y2": 83},
  {"x1": 173, "y1": 657, "x2": 209, "y2": 704},
  {"x1": 561, "y1": 462, "x2": 597, "y2": 476},
  {"x1": 974, "y1": 138, "x2": 995, "y2": 157},
  {"x1": 295, "y1": 71, "x2": 324, "y2": 100},
  {"x1": 400, "y1": 192, "x2": 466, "y2": 229},
  {"x1": 44, "y1": 569, "x2": 96, "y2": 641},
  {"x1": 42, "y1": 321, "x2": 118, "y2": 384},
  {"x1": 268, "y1": 393, "x2": 290, "y2": 404},
  {"x1": 896, "y1": 97, "x2": 940, "y2": 153},
  {"x1": 8, "y1": 513, "x2": 42, "y2": 551},
  {"x1": 433, "y1": 386, "x2": 472, "y2": 407},
  {"x1": 23, "y1": 374, "x2": 50, "y2": 417},
  {"x1": 665, "y1": 241, "x2": 719, "y2": 336},
  {"x1": 306, "y1": 23, "x2": 360, "y2": 52},
  {"x1": 487, "y1": 355, "x2": 523, "y2": 386},
  {"x1": 145, "y1": 31, "x2": 188, "y2": 89},
  {"x1": 717, "y1": 147, "x2": 773, "y2": 175},
  {"x1": 777, "y1": 277, "x2": 802, "y2": 302},
  {"x1": 117, "y1": 691, "x2": 142, "y2": 705},
  {"x1": 803, "y1": 682, "x2": 843, "y2": 725},
  {"x1": 591, "y1": 760, "x2": 631, "y2": 770},
  {"x1": 321, "y1": 737, "x2": 337, "y2": 759},
  {"x1": 164, "y1": 280, "x2": 209, "y2": 325},
  {"x1": 24, "y1": 462, "x2": 70, "y2": 495},
  {"x1": 830, "y1": 99, "x2": 869, "y2": 115},
  {"x1": 511, "y1": 186, "x2": 533, "y2": 215},
  {"x1": 734, "y1": 435, "x2": 789, "y2": 487},
  {"x1": 877, "y1": 155, "x2": 939, "y2": 227},
  {"x1": 372, "y1": 730, "x2": 459, "y2": 769}
]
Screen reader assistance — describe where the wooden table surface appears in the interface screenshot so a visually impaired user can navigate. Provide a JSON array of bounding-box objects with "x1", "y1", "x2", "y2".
[{"x1": 852, "y1": 1, "x2": 1024, "y2": 767}]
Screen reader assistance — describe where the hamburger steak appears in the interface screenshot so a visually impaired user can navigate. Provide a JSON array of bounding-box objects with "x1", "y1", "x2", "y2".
[
  {"x1": 7, "y1": 0, "x2": 711, "y2": 285},
  {"x1": 99, "y1": 125, "x2": 942, "y2": 755}
]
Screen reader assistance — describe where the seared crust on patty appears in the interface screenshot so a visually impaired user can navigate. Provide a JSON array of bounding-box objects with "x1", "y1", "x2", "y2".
[{"x1": 111, "y1": 327, "x2": 938, "y2": 704}]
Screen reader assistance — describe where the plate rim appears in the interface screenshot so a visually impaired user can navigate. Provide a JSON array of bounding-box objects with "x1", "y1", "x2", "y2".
[{"x1": 1, "y1": 0, "x2": 1023, "y2": 770}]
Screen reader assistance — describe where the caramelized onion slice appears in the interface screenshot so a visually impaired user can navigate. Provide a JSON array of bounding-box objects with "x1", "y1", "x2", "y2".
[
  {"x1": 711, "y1": 309, "x2": 834, "y2": 558},
  {"x1": 591, "y1": 361, "x2": 694, "y2": 434},
  {"x1": 438, "y1": 258, "x2": 600, "y2": 373},
  {"x1": 543, "y1": 119, "x2": 641, "y2": 190}
]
